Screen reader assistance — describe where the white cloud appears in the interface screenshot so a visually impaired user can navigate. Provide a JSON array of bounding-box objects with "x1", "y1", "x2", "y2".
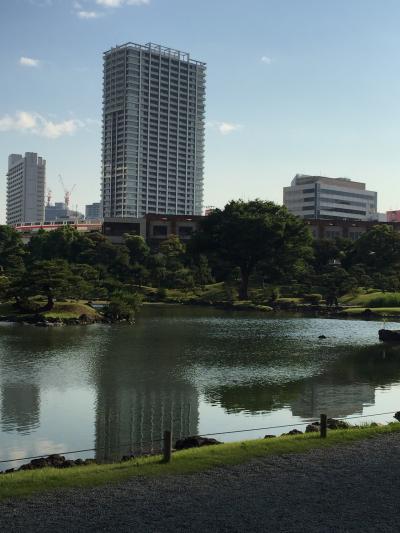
[
  {"x1": 261, "y1": 56, "x2": 272, "y2": 64},
  {"x1": 77, "y1": 10, "x2": 101, "y2": 18},
  {"x1": 19, "y1": 56, "x2": 40, "y2": 67},
  {"x1": 208, "y1": 121, "x2": 242, "y2": 135},
  {"x1": 96, "y1": 0, "x2": 149, "y2": 6},
  {"x1": 0, "y1": 111, "x2": 84, "y2": 139}
]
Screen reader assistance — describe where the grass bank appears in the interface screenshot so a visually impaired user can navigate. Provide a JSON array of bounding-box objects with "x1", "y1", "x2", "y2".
[
  {"x1": 1, "y1": 424, "x2": 400, "y2": 501},
  {"x1": 0, "y1": 301, "x2": 101, "y2": 322},
  {"x1": 340, "y1": 291, "x2": 400, "y2": 308}
]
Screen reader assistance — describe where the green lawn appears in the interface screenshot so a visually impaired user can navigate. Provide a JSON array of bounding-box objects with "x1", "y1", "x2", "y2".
[
  {"x1": 43, "y1": 302, "x2": 100, "y2": 320},
  {"x1": 1, "y1": 424, "x2": 399, "y2": 501},
  {"x1": 340, "y1": 291, "x2": 400, "y2": 308},
  {"x1": 0, "y1": 301, "x2": 100, "y2": 321}
]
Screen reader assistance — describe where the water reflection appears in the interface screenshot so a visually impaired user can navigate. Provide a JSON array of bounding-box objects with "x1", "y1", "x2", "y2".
[
  {"x1": 94, "y1": 322, "x2": 199, "y2": 460},
  {"x1": 1, "y1": 383, "x2": 40, "y2": 434},
  {"x1": 0, "y1": 309, "x2": 399, "y2": 464}
]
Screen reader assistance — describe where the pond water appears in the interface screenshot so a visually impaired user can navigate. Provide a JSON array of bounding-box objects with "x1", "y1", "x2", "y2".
[{"x1": 0, "y1": 306, "x2": 399, "y2": 468}]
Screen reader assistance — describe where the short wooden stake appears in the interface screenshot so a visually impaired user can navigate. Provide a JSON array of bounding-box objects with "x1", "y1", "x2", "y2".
[
  {"x1": 320, "y1": 413, "x2": 327, "y2": 438},
  {"x1": 163, "y1": 430, "x2": 172, "y2": 463}
]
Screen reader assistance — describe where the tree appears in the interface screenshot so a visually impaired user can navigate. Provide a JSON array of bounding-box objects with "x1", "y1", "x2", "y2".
[
  {"x1": 124, "y1": 234, "x2": 150, "y2": 264},
  {"x1": 313, "y1": 238, "x2": 351, "y2": 273},
  {"x1": 124, "y1": 235, "x2": 151, "y2": 287},
  {"x1": 79, "y1": 233, "x2": 130, "y2": 279},
  {"x1": 104, "y1": 291, "x2": 142, "y2": 322},
  {"x1": 11, "y1": 260, "x2": 77, "y2": 311},
  {"x1": 194, "y1": 199, "x2": 313, "y2": 299},
  {"x1": 345, "y1": 225, "x2": 400, "y2": 273},
  {"x1": 27, "y1": 226, "x2": 92, "y2": 263},
  {"x1": 0, "y1": 226, "x2": 25, "y2": 274}
]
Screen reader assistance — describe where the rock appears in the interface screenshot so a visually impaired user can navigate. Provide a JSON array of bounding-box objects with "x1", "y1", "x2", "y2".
[
  {"x1": 305, "y1": 424, "x2": 319, "y2": 433},
  {"x1": 327, "y1": 418, "x2": 350, "y2": 430},
  {"x1": 47, "y1": 454, "x2": 66, "y2": 467},
  {"x1": 286, "y1": 429, "x2": 303, "y2": 436},
  {"x1": 174, "y1": 436, "x2": 222, "y2": 450},
  {"x1": 121, "y1": 454, "x2": 136, "y2": 462},
  {"x1": 30, "y1": 458, "x2": 49, "y2": 468},
  {"x1": 59, "y1": 460, "x2": 75, "y2": 468},
  {"x1": 264, "y1": 435, "x2": 276, "y2": 439},
  {"x1": 318, "y1": 335, "x2": 327, "y2": 339},
  {"x1": 19, "y1": 463, "x2": 35, "y2": 471},
  {"x1": 394, "y1": 412, "x2": 400, "y2": 422},
  {"x1": 379, "y1": 329, "x2": 400, "y2": 342},
  {"x1": 5, "y1": 468, "x2": 14, "y2": 474},
  {"x1": 74, "y1": 459, "x2": 85, "y2": 466}
]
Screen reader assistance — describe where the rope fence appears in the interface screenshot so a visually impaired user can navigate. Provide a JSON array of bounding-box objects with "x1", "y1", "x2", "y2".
[{"x1": 1, "y1": 409, "x2": 398, "y2": 468}]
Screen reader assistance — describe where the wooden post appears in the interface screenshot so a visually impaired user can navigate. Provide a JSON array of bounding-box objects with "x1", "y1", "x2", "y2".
[
  {"x1": 320, "y1": 414, "x2": 327, "y2": 438},
  {"x1": 163, "y1": 430, "x2": 172, "y2": 463}
]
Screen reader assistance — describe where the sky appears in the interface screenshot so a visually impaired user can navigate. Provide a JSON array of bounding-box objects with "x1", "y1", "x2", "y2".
[{"x1": 1, "y1": 0, "x2": 400, "y2": 222}]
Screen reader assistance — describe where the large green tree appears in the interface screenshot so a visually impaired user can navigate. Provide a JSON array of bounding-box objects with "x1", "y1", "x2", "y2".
[
  {"x1": 345, "y1": 225, "x2": 400, "y2": 273},
  {"x1": 11, "y1": 260, "x2": 78, "y2": 311},
  {"x1": 194, "y1": 199, "x2": 313, "y2": 299},
  {"x1": 0, "y1": 226, "x2": 25, "y2": 274}
]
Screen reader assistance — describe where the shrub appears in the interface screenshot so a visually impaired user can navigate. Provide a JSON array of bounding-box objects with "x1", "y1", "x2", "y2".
[
  {"x1": 104, "y1": 291, "x2": 142, "y2": 322},
  {"x1": 302, "y1": 293, "x2": 323, "y2": 304}
]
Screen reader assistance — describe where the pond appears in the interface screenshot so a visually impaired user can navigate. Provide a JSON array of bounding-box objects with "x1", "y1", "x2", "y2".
[{"x1": 0, "y1": 306, "x2": 399, "y2": 468}]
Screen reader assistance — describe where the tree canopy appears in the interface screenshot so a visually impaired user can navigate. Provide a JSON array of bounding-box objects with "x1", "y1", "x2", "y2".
[{"x1": 193, "y1": 199, "x2": 313, "y2": 298}]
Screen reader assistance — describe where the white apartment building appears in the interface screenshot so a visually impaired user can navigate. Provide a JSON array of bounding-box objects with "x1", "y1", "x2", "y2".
[
  {"x1": 283, "y1": 174, "x2": 377, "y2": 221},
  {"x1": 7, "y1": 153, "x2": 46, "y2": 225},
  {"x1": 101, "y1": 42, "x2": 206, "y2": 219}
]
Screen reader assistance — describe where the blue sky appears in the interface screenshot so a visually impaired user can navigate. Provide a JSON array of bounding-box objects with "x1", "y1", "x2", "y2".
[{"x1": 1, "y1": 0, "x2": 400, "y2": 222}]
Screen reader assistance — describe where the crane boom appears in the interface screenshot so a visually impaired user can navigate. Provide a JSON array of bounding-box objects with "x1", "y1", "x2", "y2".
[{"x1": 58, "y1": 174, "x2": 76, "y2": 209}]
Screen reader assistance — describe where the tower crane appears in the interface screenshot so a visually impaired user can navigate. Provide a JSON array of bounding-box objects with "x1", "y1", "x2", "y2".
[
  {"x1": 58, "y1": 174, "x2": 76, "y2": 209},
  {"x1": 46, "y1": 188, "x2": 52, "y2": 207}
]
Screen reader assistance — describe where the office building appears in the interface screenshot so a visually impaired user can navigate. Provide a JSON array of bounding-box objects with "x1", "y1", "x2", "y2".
[
  {"x1": 45, "y1": 202, "x2": 84, "y2": 222},
  {"x1": 86, "y1": 202, "x2": 101, "y2": 220},
  {"x1": 283, "y1": 174, "x2": 377, "y2": 221},
  {"x1": 387, "y1": 210, "x2": 400, "y2": 223},
  {"x1": 6, "y1": 152, "x2": 46, "y2": 225},
  {"x1": 101, "y1": 42, "x2": 206, "y2": 219}
]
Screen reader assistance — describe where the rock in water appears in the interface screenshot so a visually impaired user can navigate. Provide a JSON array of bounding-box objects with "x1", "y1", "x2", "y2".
[{"x1": 379, "y1": 329, "x2": 400, "y2": 342}]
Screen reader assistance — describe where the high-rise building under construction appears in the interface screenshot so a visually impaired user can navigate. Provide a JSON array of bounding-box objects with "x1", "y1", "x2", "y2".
[{"x1": 101, "y1": 42, "x2": 206, "y2": 218}]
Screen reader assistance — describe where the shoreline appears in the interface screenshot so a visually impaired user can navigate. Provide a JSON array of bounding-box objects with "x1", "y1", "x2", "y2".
[{"x1": 1, "y1": 423, "x2": 399, "y2": 501}]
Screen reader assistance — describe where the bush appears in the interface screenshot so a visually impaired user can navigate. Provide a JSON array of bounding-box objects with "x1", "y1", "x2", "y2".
[
  {"x1": 301, "y1": 293, "x2": 323, "y2": 304},
  {"x1": 103, "y1": 291, "x2": 142, "y2": 322}
]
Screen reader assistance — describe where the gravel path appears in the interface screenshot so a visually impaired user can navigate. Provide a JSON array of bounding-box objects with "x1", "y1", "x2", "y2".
[{"x1": 2, "y1": 433, "x2": 400, "y2": 532}]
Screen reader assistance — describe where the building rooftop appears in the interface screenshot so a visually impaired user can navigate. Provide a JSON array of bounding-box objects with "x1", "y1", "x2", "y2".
[
  {"x1": 104, "y1": 42, "x2": 206, "y2": 66},
  {"x1": 291, "y1": 174, "x2": 366, "y2": 190}
]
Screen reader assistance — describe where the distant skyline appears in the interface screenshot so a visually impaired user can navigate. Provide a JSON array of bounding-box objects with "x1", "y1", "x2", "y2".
[{"x1": 2, "y1": 0, "x2": 400, "y2": 223}]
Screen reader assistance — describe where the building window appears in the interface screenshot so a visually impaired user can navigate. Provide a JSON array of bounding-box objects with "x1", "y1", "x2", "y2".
[{"x1": 153, "y1": 225, "x2": 168, "y2": 236}]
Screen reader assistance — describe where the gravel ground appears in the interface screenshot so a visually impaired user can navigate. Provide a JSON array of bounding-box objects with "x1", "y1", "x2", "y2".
[{"x1": 1, "y1": 433, "x2": 400, "y2": 532}]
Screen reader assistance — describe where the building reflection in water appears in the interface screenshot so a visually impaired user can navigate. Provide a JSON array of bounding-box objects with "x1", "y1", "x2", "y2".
[
  {"x1": 95, "y1": 383, "x2": 198, "y2": 461},
  {"x1": 1, "y1": 383, "x2": 40, "y2": 434},
  {"x1": 291, "y1": 382, "x2": 375, "y2": 419},
  {"x1": 94, "y1": 322, "x2": 200, "y2": 462}
]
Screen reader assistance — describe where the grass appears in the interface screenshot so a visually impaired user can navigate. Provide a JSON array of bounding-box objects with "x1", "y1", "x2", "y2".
[
  {"x1": 340, "y1": 291, "x2": 400, "y2": 308},
  {"x1": 1, "y1": 423, "x2": 400, "y2": 501},
  {"x1": 43, "y1": 302, "x2": 100, "y2": 320},
  {"x1": 0, "y1": 301, "x2": 100, "y2": 321}
]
